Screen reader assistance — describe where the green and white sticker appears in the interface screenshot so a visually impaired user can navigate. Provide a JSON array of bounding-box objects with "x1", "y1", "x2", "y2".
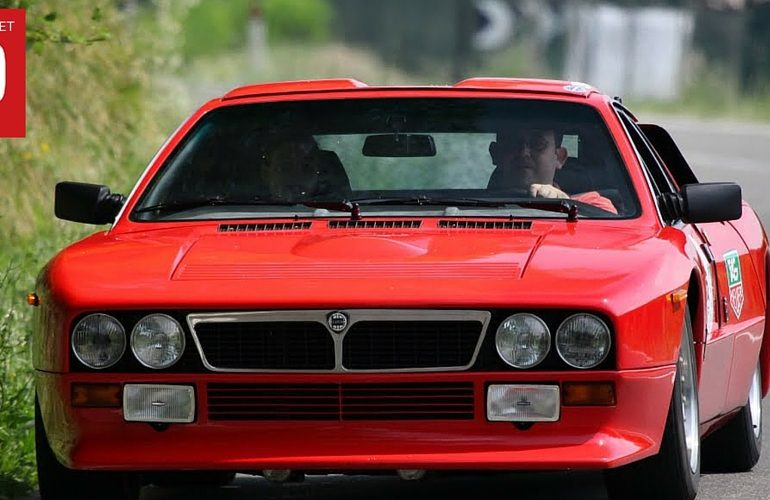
[{"x1": 724, "y1": 250, "x2": 744, "y2": 318}]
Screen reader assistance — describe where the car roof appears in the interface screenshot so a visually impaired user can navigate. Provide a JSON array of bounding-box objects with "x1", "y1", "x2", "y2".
[{"x1": 221, "y1": 78, "x2": 603, "y2": 101}]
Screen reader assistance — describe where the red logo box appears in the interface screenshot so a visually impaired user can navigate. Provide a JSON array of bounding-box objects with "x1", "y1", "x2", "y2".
[{"x1": 0, "y1": 9, "x2": 25, "y2": 138}]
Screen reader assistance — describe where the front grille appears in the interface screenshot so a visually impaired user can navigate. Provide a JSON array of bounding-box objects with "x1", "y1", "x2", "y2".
[
  {"x1": 342, "y1": 321, "x2": 482, "y2": 369},
  {"x1": 207, "y1": 382, "x2": 475, "y2": 421},
  {"x1": 189, "y1": 310, "x2": 491, "y2": 372},
  {"x1": 194, "y1": 322, "x2": 335, "y2": 370}
]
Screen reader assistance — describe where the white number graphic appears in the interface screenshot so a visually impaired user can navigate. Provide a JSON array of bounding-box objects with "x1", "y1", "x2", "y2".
[{"x1": 0, "y1": 44, "x2": 5, "y2": 102}]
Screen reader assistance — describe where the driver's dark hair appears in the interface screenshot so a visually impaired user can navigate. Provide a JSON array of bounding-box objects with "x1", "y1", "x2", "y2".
[{"x1": 495, "y1": 127, "x2": 563, "y2": 148}]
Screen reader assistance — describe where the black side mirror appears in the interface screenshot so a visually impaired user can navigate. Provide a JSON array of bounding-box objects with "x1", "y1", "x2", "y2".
[
  {"x1": 680, "y1": 182, "x2": 742, "y2": 223},
  {"x1": 55, "y1": 181, "x2": 126, "y2": 224}
]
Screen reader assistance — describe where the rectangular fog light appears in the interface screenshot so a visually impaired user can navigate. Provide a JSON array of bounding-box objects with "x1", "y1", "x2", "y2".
[
  {"x1": 123, "y1": 384, "x2": 195, "y2": 423},
  {"x1": 487, "y1": 384, "x2": 560, "y2": 422}
]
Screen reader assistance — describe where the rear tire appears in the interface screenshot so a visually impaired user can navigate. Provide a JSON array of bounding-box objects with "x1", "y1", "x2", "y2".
[
  {"x1": 604, "y1": 309, "x2": 700, "y2": 500},
  {"x1": 702, "y1": 361, "x2": 762, "y2": 472},
  {"x1": 35, "y1": 396, "x2": 141, "y2": 500}
]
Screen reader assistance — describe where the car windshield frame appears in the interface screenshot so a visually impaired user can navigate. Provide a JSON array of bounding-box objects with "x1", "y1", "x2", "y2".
[{"x1": 129, "y1": 97, "x2": 641, "y2": 222}]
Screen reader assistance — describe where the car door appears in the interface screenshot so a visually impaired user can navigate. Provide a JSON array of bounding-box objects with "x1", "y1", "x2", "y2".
[
  {"x1": 616, "y1": 113, "x2": 730, "y2": 421},
  {"x1": 640, "y1": 123, "x2": 763, "y2": 416}
]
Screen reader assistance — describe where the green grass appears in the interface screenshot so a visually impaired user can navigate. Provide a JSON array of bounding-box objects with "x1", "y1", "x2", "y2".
[
  {"x1": 627, "y1": 82, "x2": 770, "y2": 123},
  {"x1": 0, "y1": 266, "x2": 36, "y2": 499}
]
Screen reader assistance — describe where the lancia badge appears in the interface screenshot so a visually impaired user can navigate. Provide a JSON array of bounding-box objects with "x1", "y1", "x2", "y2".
[{"x1": 327, "y1": 312, "x2": 349, "y2": 333}]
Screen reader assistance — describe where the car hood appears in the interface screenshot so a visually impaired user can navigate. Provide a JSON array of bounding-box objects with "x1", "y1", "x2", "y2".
[{"x1": 45, "y1": 221, "x2": 689, "y2": 313}]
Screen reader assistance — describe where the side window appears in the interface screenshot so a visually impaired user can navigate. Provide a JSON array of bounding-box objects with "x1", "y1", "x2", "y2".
[
  {"x1": 639, "y1": 124, "x2": 699, "y2": 187},
  {"x1": 561, "y1": 134, "x2": 579, "y2": 158},
  {"x1": 616, "y1": 109, "x2": 677, "y2": 197}
]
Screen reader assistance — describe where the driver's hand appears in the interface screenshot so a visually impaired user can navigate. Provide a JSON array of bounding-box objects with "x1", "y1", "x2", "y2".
[{"x1": 529, "y1": 183, "x2": 570, "y2": 199}]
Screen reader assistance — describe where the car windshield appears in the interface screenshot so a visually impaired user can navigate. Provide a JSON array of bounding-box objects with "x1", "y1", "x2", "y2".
[{"x1": 132, "y1": 98, "x2": 639, "y2": 221}]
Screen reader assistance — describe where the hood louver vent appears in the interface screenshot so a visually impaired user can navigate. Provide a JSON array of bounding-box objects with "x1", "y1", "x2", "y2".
[
  {"x1": 218, "y1": 222, "x2": 312, "y2": 233},
  {"x1": 328, "y1": 220, "x2": 422, "y2": 229},
  {"x1": 439, "y1": 220, "x2": 532, "y2": 230}
]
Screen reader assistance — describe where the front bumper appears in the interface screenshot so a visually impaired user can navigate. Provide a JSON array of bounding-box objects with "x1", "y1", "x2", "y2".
[{"x1": 36, "y1": 367, "x2": 675, "y2": 472}]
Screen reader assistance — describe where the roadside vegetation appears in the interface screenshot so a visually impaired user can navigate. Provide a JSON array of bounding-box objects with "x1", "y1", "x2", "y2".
[
  {"x1": 628, "y1": 73, "x2": 770, "y2": 123},
  {"x1": 0, "y1": 1, "x2": 192, "y2": 496}
]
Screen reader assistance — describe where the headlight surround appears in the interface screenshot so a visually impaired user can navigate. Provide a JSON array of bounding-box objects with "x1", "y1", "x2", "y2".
[
  {"x1": 130, "y1": 314, "x2": 186, "y2": 369},
  {"x1": 71, "y1": 313, "x2": 126, "y2": 369},
  {"x1": 495, "y1": 313, "x2": 551, "y2": 369},
  {"x1": 555, "y1": 313, "x2": 612, "y2": 369}
]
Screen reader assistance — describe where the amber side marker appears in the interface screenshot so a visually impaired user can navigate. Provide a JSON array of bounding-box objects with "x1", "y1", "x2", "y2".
[
  {"x1": 562, "y1": 382, "x2": 616, "y2": 406},
  {"x1": 669, "y1": 289, "x2": 688, "y2": 311},
  {"x1": 72, "y1": 383, "x2": 122, "y2": 408},
  {"x1": 26, "y1": 292, "x2": 39, "y2": 307}
]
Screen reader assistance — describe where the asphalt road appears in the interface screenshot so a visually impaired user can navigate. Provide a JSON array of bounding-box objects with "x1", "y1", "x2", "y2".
[{"x1": 25, "y1": 115, "x2": 770, "y2": 500}]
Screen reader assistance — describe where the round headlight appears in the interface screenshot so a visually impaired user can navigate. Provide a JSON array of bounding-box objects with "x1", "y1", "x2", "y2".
[
  {"x1": 71, "y1": 313, "x2": 126, "y2": 369},
  {"x1": 556, "y1": 314, "x2": 611, "y2": 369},
  {"x1": 131, "y1": 314, "x2": 186, "y2": 369},
  {"x1": 495, "y1": 313, "x2": 551, "y2": 369}
]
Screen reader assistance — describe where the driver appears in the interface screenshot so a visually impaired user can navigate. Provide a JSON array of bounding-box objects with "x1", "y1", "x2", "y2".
[
  {"x1": 261, "y1": 135, "x2": 352, "y2": 201},
  {"x1": 262, "y1": 135, "x2": 321, "y2": 201},
  {"x1": 487, "y1": 126, "x2": 617, "y2": 214}
]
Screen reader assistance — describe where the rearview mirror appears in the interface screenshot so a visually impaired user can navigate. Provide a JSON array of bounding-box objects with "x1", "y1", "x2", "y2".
[
  {"x1": 55, "y1": 181, "x2": 126, "y2": 224},
  {"x1": 362, "y1": 134, "x2": 436, "y2": 157},
  {"x1": 680, "y1": 182, "x2": 741, "y2": 223}
]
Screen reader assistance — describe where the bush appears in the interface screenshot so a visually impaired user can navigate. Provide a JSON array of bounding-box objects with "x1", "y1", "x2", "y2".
[
  {"x1": 182, "y1": 0, "x2": 254, "y2": 59},
  {"x1": 261, "y1": 0, "x2": 332, "y2": 43}
]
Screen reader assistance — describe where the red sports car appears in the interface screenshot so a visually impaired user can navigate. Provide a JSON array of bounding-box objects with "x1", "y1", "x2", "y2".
[{"x1": 32, "y1": 78, "x2": 769, "y2": 500}]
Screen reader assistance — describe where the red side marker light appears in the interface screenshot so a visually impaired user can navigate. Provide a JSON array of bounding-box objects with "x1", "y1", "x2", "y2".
[{"x1": 26, "y1": 292, "x2": 39, "y2": 306}]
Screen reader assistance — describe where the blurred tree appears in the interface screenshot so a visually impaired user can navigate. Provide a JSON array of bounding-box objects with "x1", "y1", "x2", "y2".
[
  {"x1": 261, "y1": 0, "x2": 332, "y2": 43},
  {"x1": 330, "y1": 0, "x2": 475, "y2": 80},
  {"x1": 740, "y1": 0, "x2": 770, "y2": 92},
  {"x1": 182, "y1": 0, "x2": 253, "y2": 59},
  {"x1": 0, "y1": 0, "x2": 110, "y2": 46}
]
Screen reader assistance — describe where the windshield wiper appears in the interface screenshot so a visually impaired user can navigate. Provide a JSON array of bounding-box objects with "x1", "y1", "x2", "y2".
[
  {"x1": 350, "y1": 196, "x2": 579, "y2": 221},
  {"x1": 350, "y1": 196, "x2": 506, "y2": 207},
  {"x1": 511, "y1": 199, "x2": 579, "y2": 221},
  {"x1": 133, "y1": 197, "x2": 297, "y2": 214},
  {"x1": 136, "y1": 196, "x2": 578, "y2": 222},
  {"x1": 302, "y1": 200, "x2": 362, "y2": 220}
]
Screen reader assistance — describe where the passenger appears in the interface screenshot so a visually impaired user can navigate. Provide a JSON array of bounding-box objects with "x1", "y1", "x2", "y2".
[
  {"x1": 262, "y1": 135, "x2": 351, "y2": 201},
  {"x1": 487, "y1": 126, "x2": 617, "y2": 214}
]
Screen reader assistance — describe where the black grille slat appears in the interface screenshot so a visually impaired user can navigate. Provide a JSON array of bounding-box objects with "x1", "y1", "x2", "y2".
[
  {"x1": 341, "y1": 397, "x2": 471, "y2": 404},
  {"x1": 218, "y1": 222, "x2": 312, "y2": 232},
  {"x1": 438, "y1": 220, "x2": 532, "y2": 230},
  {"x1": 342, "y1": 413, "x2": 471, "y2": 421},
  {"x1": 328, "y1": 220, "x2": 422, "y2": 229},
  {"x1": 210, "y1": 414, "x2": 340, "y2": 421},
  {"x1": 195, "y1": 322, "x2": 334, "y2": 370},
  {"x1": 342, "y1": 321, "x2": 482, "y2": 370},
  {"x1": 207, "y1": 382, "x2": 474, "y2": 421}
]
